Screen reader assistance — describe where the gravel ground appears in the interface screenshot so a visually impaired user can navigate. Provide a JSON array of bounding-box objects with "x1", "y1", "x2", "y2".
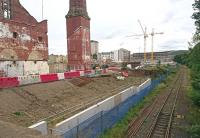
[
  {"x1": 0, "y1": 76, "x2": 146, "y2": 128},
  {"x1": 170, "y1": 67, "x2": 191, "y2": 138},
  {"x1": 0, "y1": 120, "x2": 59, "y2": 138}
]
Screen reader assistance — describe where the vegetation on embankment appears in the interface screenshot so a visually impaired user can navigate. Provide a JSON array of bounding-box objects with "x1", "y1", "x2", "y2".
[
  {"x1": 100, "y1": 68, "x2": 178, "y2": 138},
  {"x1": 173, "y1": 1, "x2": 200, "y2": 136},
  {"x1": 186, "y1": 84, "x2": 200, "y2": 138},
  {"x1": 174, "y1": 45, "x2": 200, "y2": 137},
  {"x1": 174, "y1": 43, "x2": 200, "y2": 137}
]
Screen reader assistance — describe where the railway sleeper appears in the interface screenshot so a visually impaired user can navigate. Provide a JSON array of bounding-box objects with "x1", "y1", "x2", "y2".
[
  {"x1": 158, "y1": 118, "x2": 169, "y2": 122},
  {"x1": 153, "y1": 133, "x2": 164, "y2": 138},
  {"x1": 160, "y1": 112, "x2": 170, "y2": 116},
  {"x1": 157, "y1": 123, "x2": 168, "y2": 128},
  {"x1": 154, "y1": 130, "x2": 165, "y2": 135}
]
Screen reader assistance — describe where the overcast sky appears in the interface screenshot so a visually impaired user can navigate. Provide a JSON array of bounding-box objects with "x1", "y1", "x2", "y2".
[{"x1": 20, "y1": 0, "x2": 195, "y2": 55}]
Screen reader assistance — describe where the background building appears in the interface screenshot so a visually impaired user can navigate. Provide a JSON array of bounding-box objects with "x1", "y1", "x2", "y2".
[
  {"x1": 113, "y1": 48, "x2": 130, "y2": 63},
  {"x1": 90, "y1": 40, "x2": 99, "y2": 56},
  {"x1": 98, "y1": 52, "x2": 114, "y2": 62},
  {"x1": 131, "y1": 51, "x2": 174, "y2": 63},
  {"x1": 66, "y1": 0, "x2": 91, "y2": 70},
  {"x1": 48, "y1": 54, "x2": 68, "y2": 73},
  {"x1": 0, "y1": 0, "x2": 49, "y2": 77}
]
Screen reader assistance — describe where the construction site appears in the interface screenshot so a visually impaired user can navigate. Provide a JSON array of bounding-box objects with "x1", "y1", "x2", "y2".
[
  {"x1": 0, "y1": 0, "x2": 197, "y2": 138},
  {"x1": 0, "y1": 75, "x2": 146, "y2": 127}
]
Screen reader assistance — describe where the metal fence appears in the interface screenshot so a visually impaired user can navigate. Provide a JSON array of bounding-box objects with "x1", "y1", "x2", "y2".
[{"x1": 60, "y1": 76, "x2": 165, "y2": 138}]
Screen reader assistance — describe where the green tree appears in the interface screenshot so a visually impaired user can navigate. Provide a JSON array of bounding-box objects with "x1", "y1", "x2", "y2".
[
  {"x1": 92, "y1": 54, "x2": 98, "y2": 60},
  {"x1": 192, "y1": 0, "x2": 200, "y2": 42},
  {"x1": 101, "y1": 64, "x2": 108, "y2": 69},
  {"x1": 190, "y1": 43, "x2": 200, "y2": 90},
  {"x1": 121, "y1": 62, "x2": 127, "y2": 70},
  {"x1": 173, "y1": 52, "x2": 190, "y2": 65}
]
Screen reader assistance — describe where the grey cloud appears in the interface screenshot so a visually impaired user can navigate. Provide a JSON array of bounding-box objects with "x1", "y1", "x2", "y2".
[
  {"x1": 161, "y1": 12, "x2": 175, "y2": 24},
  {"x1": 103, "y1": 30, "x2": 123, "y2": 39},
  {"x1": 159, "y1": 39, "x2": 188, "y2": 50}
]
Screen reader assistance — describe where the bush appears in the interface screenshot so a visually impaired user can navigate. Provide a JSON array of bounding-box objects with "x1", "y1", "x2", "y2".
[
  {"x1": 190, "y1": 89, "x2": 200, "y2": 107},
  {"x1": 187, "y1": 125, "x2": 200, "y2": 138},
  {"x1": 189, "y1": 43, "x2": 200, "y2": 106}
]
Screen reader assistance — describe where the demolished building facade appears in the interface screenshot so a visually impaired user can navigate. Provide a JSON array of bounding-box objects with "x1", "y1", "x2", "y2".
[{"x1": 0, "y1": 0, "x2": 49, "y2": 77}]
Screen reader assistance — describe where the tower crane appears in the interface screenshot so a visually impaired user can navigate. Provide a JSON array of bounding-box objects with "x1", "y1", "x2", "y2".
[
  {"x1": 127, "y1": 21, "x2": 164, "y2": 64},
  {"x1": 138, "y1": 20, "x2": 148, "y2": 63},
  {"x1": 127, "y1": 20, "x2": 148, "y2": 63},
  {"x1": 150, "y1": 29, "x2": 164, "y2": 64}
]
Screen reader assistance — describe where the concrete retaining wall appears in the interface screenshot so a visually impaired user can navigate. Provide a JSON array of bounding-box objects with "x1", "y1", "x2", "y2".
[
  {"x1": 29, "y1": 121, "x2": 48, "y2": 135},
  {"x1": 53, "y1": 78, "x2": 151, "y2": 136},
  {"x1": 54, "y1": 96, "x2": 116, "y2": 135},
  {"x1": 138, "y1": 78, "x2": 151, "y2": 92}
]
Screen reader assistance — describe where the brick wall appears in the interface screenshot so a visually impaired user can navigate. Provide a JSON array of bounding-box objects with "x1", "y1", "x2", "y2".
[
  {"x1": 0, "y1": 0, "x2": 48, "y2": 61},
  {"x1": 67, "y1": 16, "x2": 91, "y2": 70}
]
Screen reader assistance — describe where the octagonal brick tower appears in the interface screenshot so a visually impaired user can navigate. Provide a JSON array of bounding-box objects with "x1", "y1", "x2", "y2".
[{"x1": 66, "y1": 0, "x2": 91, "y2": 70}]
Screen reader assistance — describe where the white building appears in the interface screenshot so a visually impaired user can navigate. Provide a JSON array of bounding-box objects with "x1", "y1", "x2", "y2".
[
  {"x1": 98, "y1": 52, "x2": 114, "y2": 61},
  {"x1": 90, "y1": 40, "x2": 99, "y2": 55},
  {"x1": 113, "y1": 48, "x2": 130, "y2": 62}
]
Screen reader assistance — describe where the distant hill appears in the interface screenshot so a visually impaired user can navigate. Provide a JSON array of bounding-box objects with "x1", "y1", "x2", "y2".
[{"x1": 168, "y1": 50, "x2": 188, "y2": 56}]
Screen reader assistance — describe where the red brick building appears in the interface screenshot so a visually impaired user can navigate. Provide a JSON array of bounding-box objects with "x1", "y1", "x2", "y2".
[
  {"x1": 66, "y1": 0, "x2": 91, "y2": 70},
  {"x1": 0, "y1": 0, "x2": 49, "y2": 77}
]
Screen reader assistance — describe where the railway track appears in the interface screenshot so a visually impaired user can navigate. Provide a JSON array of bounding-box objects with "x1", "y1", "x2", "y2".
[
  {"x1": 127, "y1": 69, "x2": 184, "y2": 138},
  {"x1": 38, "y1": 83, "x2": 134, "y2": 127}
]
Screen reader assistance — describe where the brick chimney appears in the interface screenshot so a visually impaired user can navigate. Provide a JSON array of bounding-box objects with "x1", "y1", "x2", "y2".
[{"x1": 66, "y1": 0, "x2": 91, "y2": 70}]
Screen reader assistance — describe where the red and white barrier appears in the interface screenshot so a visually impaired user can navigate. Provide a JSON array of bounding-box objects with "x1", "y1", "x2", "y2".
[
  {"x1": 0, "y1": 70, "x2": 95, "y2": 88},
  {"x1": 40, "y1": 73, "x2": 59, "y2": 83},
  {"x1": 57, "y1": 73, "x2": 65, "y2": 80},
  {"x1": 64, "y1": 71, "x2": 80, "y2": 79},
  {"x1": 0, "y1": 77, "x2": 19, "y2": 88},
  {"x1": 18, "y1": 75, "x2": 41, "y2": 85}
]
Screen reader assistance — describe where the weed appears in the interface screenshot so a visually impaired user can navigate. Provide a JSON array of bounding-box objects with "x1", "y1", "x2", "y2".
[{"x1": 13, "y1": 112, "x2": 24, "y2": 117}]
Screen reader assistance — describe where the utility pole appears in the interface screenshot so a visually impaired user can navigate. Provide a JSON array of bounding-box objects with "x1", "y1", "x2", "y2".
[{"x1": 42, "y1": 0, "x2": 44, "y2": 20}]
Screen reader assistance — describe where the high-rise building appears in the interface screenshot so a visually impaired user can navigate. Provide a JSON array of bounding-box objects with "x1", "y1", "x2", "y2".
[
  {"x1": 90, "y1": 40, "x2": 99, "y2": 55},
  {"x1": 66, "y1": 0, "x2": 91, "y2": 70}
]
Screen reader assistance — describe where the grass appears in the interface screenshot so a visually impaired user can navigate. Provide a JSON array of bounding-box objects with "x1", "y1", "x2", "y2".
[{"x1": 100, "y1": 71, "x2": 177, "y2": 138}]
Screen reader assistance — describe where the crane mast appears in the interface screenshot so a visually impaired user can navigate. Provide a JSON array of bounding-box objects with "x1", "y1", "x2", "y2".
[
  {"x1": 150, "y1": 29, "x2": 164, "y2": 64},
  {"x1": 138, "y1": 20, "x2": 148, "y2": 63},
  {"x1": 127, "y1": 20, "x2": 164, "y2": 64}
]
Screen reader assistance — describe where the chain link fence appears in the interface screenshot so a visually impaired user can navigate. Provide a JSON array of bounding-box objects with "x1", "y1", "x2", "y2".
[{"x1": 55, "y1": 76, "x2": 165, "y2": 138}]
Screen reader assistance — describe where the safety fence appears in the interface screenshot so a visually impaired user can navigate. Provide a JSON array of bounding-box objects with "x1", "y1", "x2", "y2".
[
  {"x1": 0, "y1": 77, "x2": 19, "y2": 88},
  {"x1": 0, "y1": 70, "x2": 96, "y2": 89},
  {"x1": 53, "y1": 76, "x2": 165, "y2": 138}
]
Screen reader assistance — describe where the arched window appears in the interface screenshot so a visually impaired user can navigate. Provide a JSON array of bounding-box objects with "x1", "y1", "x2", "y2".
[{"x1": 1, "y1": 0, "x2": 11, "y2": 19}]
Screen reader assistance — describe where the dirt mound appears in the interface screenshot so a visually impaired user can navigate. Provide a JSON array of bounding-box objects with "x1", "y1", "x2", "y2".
[
  {"x1": 0, "y1": 76, "x2": 146, "y2": 128},
  {"x1": 0, "y1": 120, "x2": 58, "y2": 138}
]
